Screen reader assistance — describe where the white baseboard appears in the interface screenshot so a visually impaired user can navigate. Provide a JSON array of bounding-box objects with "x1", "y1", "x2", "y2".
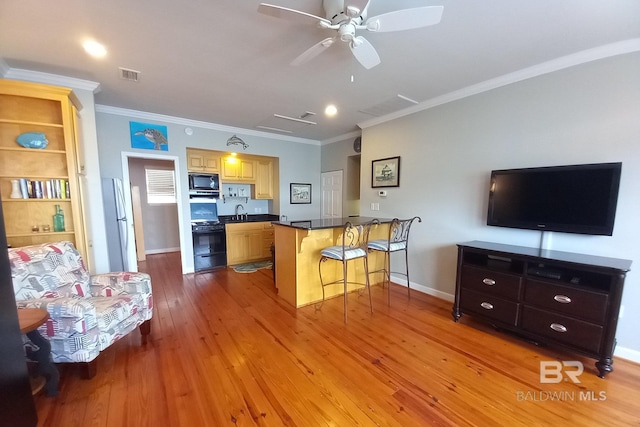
[
  {"x1": 614, "y1": 346, "x2": 640, "y2": 364},
  {"x1": 390, "y1": 275, "x2": 640, "y2": 364},
  {"x1": 389, "y1": 275, "x2": 455, "y2": 302},
  {"x1": 145, "y1": 247, "x2": 181, "y2": 255}
]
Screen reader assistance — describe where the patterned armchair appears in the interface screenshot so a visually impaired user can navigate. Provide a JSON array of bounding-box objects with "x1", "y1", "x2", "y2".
[{"x1": 9, "y1": 241, "x2": 152, "y2": 378}]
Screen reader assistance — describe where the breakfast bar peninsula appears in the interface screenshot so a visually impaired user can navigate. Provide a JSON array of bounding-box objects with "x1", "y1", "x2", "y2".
[{"x1": 272, "y1": 217, "x2": 392, "y2": 308}]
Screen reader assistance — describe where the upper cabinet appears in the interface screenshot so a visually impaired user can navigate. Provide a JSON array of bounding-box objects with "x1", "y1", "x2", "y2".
[
  {"x1": 0, "y1": 79, "x2": 87, "y2": 258},
  {"x1": 187, "y1": 148, "x2": 219, "y2": 173},
  {"x1": 186, "y1": 148, "x2": 277, "y2": 200},
  {"x1": 254, "y1": 159, "x2": 274, "y2": 200},
  {"x1": 221, "y1": 157, "x2": 255, "y2": 182}
]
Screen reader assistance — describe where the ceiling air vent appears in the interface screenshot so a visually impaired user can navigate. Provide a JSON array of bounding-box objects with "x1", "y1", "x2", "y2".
[{"x1": 119, "y1": 67, "x2": 141, "y2": 82}]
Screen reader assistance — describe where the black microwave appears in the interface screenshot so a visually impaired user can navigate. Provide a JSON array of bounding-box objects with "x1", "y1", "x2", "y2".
[{"x1": 188, "y1": 173, "x2": 220, "y2": 196}]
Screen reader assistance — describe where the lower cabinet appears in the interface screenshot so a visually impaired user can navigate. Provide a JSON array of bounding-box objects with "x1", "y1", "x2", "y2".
[
  {"x1": 452, "y1": 241, "x2": 631, "y2": 378},
  {"x1": 226, "y1": 222, "x2": 274, "y2": 265}
]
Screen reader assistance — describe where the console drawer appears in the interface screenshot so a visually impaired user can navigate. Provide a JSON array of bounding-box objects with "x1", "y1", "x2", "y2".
[
  {"x1": 524, "y1": 279, "x2": 608, "y2": 324},
  {"x1": 460, "y1": 288, "x2": 519, "y2": 326},
  {"x1": 461, "y1": 265, "x2": 522, "y2": 300},
  {"x1": 521, "y1": 306, "x2": 602, "y2": 353}
]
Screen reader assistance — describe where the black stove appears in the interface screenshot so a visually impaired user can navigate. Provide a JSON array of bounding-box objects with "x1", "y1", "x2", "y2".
[{"x1": 191, "y1": 220, "x2": 224, "y2": 233}]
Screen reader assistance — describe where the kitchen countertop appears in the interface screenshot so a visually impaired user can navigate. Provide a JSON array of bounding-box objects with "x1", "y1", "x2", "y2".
[{"x1": 272, "y1": 216, "x2": 393, "y2": 230}]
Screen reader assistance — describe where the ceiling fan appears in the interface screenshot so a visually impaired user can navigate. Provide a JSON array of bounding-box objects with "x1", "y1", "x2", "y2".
[{"x1": 258, "y1": 0, "x2": 444, "y2": 69}]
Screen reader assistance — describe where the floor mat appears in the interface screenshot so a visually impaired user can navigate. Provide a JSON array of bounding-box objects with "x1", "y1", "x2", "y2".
[{"x1": 232, "y1": 260, "x2": 273, "y2": 273}]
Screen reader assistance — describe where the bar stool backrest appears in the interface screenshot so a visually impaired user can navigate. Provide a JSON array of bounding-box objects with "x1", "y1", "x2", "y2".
[
  {"x1": 341, "y1": 219, "x2": 379, "y2": 254},
  {"x1": 389, "y1": 216, "x2": 421, "y2": 245}
]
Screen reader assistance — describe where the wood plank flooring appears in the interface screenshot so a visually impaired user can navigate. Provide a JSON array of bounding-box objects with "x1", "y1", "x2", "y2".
[{"x1": 34, "y1": 252, "x2": 640, "y2": 426}]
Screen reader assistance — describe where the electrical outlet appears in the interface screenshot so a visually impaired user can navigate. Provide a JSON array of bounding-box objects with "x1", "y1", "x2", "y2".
[{"x1": 370, "y1": 202, "x2": 376, "y2": 210}]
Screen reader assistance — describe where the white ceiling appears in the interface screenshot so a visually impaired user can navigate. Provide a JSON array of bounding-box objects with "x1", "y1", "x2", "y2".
[{"x1": 1, "y1": 0, "x2": 639, "y2": 142}]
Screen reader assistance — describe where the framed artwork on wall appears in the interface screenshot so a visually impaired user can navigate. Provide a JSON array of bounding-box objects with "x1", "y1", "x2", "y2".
[
  {"x1": 129, "y1": 121, "x2": 168, "y2": 151},
  {"x1": 290, "y1": 183, "x2": 311, "y2": 204},
  {"x1": 372, "y1": 156, "x2": 400, "y2": 188}
]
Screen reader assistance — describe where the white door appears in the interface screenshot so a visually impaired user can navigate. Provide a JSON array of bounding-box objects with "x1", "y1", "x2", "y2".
[{"x1": 321, "y1": 170, "x2": 343, "y2": 219}]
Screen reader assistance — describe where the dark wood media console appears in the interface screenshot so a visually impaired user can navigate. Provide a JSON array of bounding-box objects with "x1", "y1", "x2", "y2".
[{"x1": 452, "y1": 241, "x2": 631, "y2": 378}]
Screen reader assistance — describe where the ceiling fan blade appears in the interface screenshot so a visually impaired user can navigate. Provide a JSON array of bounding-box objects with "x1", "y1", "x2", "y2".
[
  {"x1": 291, "y1": 37, "x2": 336, "y2": 66},
  {"x1": 365, "y1": 6, "x2": 444, "y2": 32},
  {"x1": 345, "y1": 0, "x2": 371, "y2": 16},
  {"x1": 350, "y1": 36, "x2": 380, "y2": 69},
  {"x1": 258, "y1": 3, "x2": 331, "y2": 26}
]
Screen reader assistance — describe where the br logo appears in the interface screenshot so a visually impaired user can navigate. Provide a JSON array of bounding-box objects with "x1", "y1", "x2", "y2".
[{"x1": 540, "y1": 361, "x2": 584, "y2": 384}]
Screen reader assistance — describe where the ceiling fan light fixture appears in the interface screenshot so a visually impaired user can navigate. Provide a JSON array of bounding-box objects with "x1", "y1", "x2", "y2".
[
  {"x1": 258, "y1": 2, "x2": 443, "y2": 69},
  {"x1": 339, "y1": 23, "x2": 356, "y2": 42}
]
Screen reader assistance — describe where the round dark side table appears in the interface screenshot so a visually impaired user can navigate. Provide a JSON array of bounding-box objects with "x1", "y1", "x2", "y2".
[{"x1": 18, "y1": 308, "x2": 59, "y2": 397}]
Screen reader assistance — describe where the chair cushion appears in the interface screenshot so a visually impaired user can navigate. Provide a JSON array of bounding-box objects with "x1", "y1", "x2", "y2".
[
  {"x1": 93, "y1": 295, "x2": 142, "y2": 332},
  {"x1": 368, "y1": 239, "x2": 406, "y2": 252},
  {"x1": 321, "y1": 246, "x2": 367, "y2": 260},
  {"x1": 9, "y1": 242, "x2": 91, "y2": 300}
]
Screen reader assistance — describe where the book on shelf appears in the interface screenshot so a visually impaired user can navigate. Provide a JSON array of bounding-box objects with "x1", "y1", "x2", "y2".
[
  {"x1": 19, "y1": 178, "x2": 29, "y2": 198},
  {"x1": 17, "y1": 178, "x2": 70, "y2": 199},
  {"x1": 31, "y1": 180, "x2": 43, "y2": 199}
]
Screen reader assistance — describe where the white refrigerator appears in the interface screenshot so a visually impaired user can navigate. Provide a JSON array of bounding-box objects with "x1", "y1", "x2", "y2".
[{"x1": 102, "y1": 178, "x2": 130, "y2": 271}]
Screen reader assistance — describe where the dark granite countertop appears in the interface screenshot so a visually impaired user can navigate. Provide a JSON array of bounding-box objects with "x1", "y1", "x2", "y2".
[{"x1": 272, "y1": 216, "x2": 393, "y2": 230}]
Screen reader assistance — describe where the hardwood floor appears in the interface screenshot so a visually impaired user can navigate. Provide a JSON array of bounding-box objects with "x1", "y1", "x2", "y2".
[{"x1": 35, "y1": 252, "x2": 640, "y2": 426}]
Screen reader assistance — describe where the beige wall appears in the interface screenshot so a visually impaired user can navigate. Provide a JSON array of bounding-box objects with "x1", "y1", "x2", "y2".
[{"x1": 356, "y1": 52, "x2": 640, "y2": 358}]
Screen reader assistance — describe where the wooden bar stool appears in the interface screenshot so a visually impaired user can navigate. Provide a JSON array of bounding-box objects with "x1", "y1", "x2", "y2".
[
  {"x1": 368, "y1": 216, "x2": 422, "y2": 303},
  {"x1": 318, "y1": 219, "x2": 379, "y2": 323}
]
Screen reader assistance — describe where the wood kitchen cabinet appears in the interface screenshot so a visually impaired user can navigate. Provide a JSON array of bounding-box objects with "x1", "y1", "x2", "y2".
[
  {"x1": 187, "y1": 148, "x2": 219, "y2": 172},
  {"x1": 254, "y1": 159, "x2": 274, "y2": 199},
  {"x1": 226, "y1": 221, "x2": 274, "y2": 265},
  {"x1": 221, "y1": 157, "x2": 255, "y2": 182},
  {"x1": 0, "y1": 79, "x2": 87, "y2": 259}
]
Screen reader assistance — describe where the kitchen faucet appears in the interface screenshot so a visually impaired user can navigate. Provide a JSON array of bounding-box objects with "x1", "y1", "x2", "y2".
[{"x1": 235, "y1": 204, "x2": 246, "y2": 221}]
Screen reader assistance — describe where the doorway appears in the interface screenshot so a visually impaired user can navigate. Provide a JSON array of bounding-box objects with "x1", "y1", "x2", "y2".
[
  {"x1": 321, "y1": 170, "x2": 343, "y2": 219},
  {"x1": 120, "y1": 152, "x2": 187, "y2": 273}
]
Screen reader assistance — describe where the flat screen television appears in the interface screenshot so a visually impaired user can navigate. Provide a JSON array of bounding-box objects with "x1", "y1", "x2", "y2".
[{"x1": 487, "y1": 162, "x2": 622, "y2": 236}]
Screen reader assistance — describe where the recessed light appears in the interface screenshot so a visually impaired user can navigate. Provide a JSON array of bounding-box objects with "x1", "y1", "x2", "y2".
[
  {"x1": 325, "y1": 104, "x2": 338, "y2": 117},
  {"x1": 83, "y1": 40, "x2": 107, "y2": 58}
]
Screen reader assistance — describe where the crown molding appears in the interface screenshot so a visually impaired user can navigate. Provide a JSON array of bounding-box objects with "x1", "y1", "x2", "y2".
[
  {"x1": 359, "y1": 38, "x2": 640, "y2": 130},
  {"x1": 95, "y1": 105, "x2": 321, "y2": 145},
  {"x1": 2, "y1": 67, "x2": 101, "y2": 93},
  {"x1": 321, "y1": 129, "x2": 362, "y2": 146}
]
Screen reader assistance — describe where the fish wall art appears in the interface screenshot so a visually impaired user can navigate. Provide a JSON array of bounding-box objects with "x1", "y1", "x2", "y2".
[{"x1": 130, "y1": 121, "x2": 169, "y2": 151}]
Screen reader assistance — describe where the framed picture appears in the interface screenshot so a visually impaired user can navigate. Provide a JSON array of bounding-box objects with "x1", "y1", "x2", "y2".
[
  {"x1": 129, "y1": 121, "x2": 168, "y2": 151},
  {"x1": 290, "y1": 183, "x2": 311, "y2": 204},
  {"x1": 372, "y1": 156, "x2": 400, "y2": 188}
]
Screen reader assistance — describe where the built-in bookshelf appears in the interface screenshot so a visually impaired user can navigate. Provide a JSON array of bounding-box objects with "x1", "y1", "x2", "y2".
[{"x1": 0, "y1": 79, "x2": 86, "y2": 257}]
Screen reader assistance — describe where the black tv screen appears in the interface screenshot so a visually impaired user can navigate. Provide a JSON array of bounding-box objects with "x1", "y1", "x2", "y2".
[{"x1": 487, "y1": 162, "x2": 622, "y2": 236}]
